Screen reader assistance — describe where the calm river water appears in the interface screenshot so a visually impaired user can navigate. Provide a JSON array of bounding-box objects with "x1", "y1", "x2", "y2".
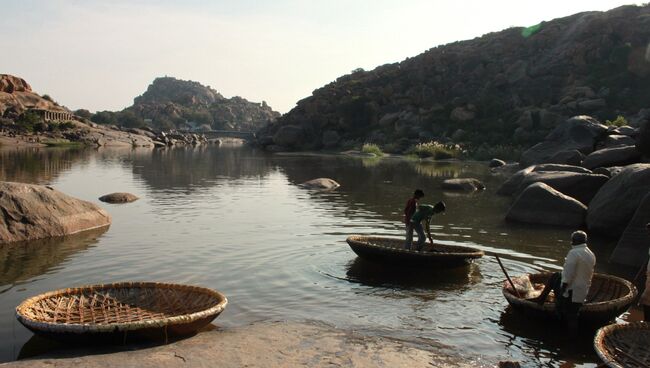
[{"x1": 0, "y1": 145, "x2": 638, "y2": 366}]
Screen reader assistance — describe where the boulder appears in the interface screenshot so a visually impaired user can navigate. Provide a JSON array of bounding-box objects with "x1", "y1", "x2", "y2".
[
  {"x1": 299, "y1": 178, "x2": 340, "y2": 190},
  {"x1": 636, "y1": 120, "x2": 650, "y2": 156},
  {"x1": 506, "y1": 182, "x2": 587, "y2": 227},
  {"x1": 612, "y1": 126, "x2": 637, "y2": 137},
  {"x1": 609, "y1": 192, "x2": 650, "y2": 267},
  {"x1": 532, "y1": 164, "x2": 592, "y2": 174},
  {"x1": 441, "y1": 178, "x2": 485, "y2": 191},
  {"x1": 587, "y1": 164, "x2": 650, "y2": 236},
  {"x1": 581, "y1": 145, "x2": 642, "y2": 170},
  {"x1": 99, "y1": 192, "x2": 140, "y2": 204},
  {"x1": 498, "y1": 169, "x2": 607, "y2": 205},
  {"x1": 548, "y1": 150, "x2": 585, "y2": 166},
  {"x1": 603, "y1": 134, "x2": 635, "y2": 148},
  {"x1": 489, "y1": 159, "x2": 506, "y2": 168},
  {"x1": 519, "y1": 116, "x2": 608, "y2": 167},
  {"x1": 0, "y1": 182, "x2": 111, "y2": 244},
  {"x1": 273, "y1": 125, "x2": 304, "y2": 148},
  {"x1": 593, "y1": 166, "x2": 623, "y2": 178}
]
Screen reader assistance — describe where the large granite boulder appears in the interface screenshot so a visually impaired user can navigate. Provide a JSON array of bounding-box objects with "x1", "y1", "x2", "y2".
[
  {"x1": 519, "y1": 116, "x2": 608, "y2": 167},
  {"x1": 609, "y1": 192, "x2": 650, "y2": 267},
  {"x1": 498, "y1": 164, "x2": 593, "y2": 196},
  {"x1": 299, "y1": 178, "x2": 340, "y2": 190},
  {"x1": 506, "y1": 182, "x2": 587, "y2": 226},
  {"x1": 99, "y1": 192, "x2": 139, "y2": 204},
  {"x1": 603, "y1": 134, "x2": 635, "y2": 148},
  {"x1": 587, "y1": 164, "x2": 650, "y2": 236},
  {"x1": 581, "y1": 145, "x2": 642, "y2": 170},
  {"x1": 499, "y1": 169, "x2": 608, "y2": 205},
  {"x1": 441, "y1": 178, "x2": 485, "y2": 191},
  {"x1": 0, "y1": 182, "x2": 111, "y2": 244}
]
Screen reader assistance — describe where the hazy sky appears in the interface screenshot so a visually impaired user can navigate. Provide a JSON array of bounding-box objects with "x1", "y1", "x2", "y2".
[{"x1": 1, "y1": 0, "x2": 642, "y2": 113}]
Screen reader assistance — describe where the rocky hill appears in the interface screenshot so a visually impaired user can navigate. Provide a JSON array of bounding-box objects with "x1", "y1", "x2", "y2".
[
  {"x1": 112, "y1": 77, "x2": 280, "y2": 132},
  {"x1": 0, "y1": 74, "x2": 70, "y2": 119},
  {"x1": 257, "y1": 5, "x2": 650, "y2": 156}
]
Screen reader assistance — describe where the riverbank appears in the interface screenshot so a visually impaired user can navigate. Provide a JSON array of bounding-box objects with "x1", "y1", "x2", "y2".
[{"x1": 0, "y1": 321, "x2": 479, "y2": 368}]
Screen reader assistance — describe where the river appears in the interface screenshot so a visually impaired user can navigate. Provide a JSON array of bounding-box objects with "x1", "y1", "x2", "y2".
[{"x1": 0, "y1": 144, "x2": 638, "y2": 367}]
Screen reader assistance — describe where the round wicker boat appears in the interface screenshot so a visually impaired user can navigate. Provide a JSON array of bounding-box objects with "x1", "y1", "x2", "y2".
[
  {"x1": 346, "y1": 235, "x2": 484, "y2": 268},
  {"x1": 503, "y1": 272, "x2": 636, "y2": 325},
  {"x1": 16, "y1": 282, "x2": 227, "y2": 338},
  {"x1": 594, "y1": 322, "x2": 650, "y2": 368}
]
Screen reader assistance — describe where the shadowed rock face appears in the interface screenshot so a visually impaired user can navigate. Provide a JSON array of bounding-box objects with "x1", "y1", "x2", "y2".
[
  {"x1": 506, "y1": 182, "x2": 587, "y2": 227},
  {"x1": 587, "y1": 164, "x2": 650, "y2": 236},
  {"x1": 0, "y1": 182, "x2": 111, "y2": 244}
]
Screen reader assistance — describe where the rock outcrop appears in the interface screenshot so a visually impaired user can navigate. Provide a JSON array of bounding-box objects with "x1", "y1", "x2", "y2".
[
  {"x1": 506, "y1": 182, "x2": 587, "y2": 226},
  {"x1": 0, "y1": 74, "x2": 69, "y2": 119},
  {"x1": 0, "y1": 182, "x2": 111, "y2": 244},
  {"x1": 256, "y1": 5, "x2": 650, "y2": 153},
  {"x1": 586, "y1": 164, "x2": 650, "y2": 236},
  {"x1": 99, "y1": 192, "x2": 140, "y2": 204},
  {"x1": 581, "y1": 145, "x2": 642, "y2": 169},
  {"x1": 123, "y1": 77, "x2": 280, "y2": 132}
]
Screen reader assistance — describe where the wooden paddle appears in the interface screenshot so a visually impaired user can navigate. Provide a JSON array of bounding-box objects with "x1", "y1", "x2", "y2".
[{"x1": 496, "y1": 255, "x2": 521, "y2": 298}]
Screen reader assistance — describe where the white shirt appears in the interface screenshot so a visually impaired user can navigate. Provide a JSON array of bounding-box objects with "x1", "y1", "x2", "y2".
[{"x1": 561, "y1": 243, "x2": 596, "y2": 303}]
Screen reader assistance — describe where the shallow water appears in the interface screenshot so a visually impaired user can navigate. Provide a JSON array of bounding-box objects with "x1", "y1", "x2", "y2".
[{"x1": 0, "y1": 145, "x2": 638, "y2": 366}]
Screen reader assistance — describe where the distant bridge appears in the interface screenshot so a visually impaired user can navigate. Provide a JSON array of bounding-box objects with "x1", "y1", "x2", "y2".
[{"x1": 202, "y1": 130, "x2": 256, "y2": 140}]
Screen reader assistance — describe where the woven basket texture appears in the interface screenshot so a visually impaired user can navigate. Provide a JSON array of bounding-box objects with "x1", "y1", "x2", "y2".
[
  {"x1": 16, "y1": 282, "x2": 227, "y2": 334},
  {"x1": 346, "y1": 235, "x2": 484, "y2": 257},
  {"x1": 594, "y1": 322, "x2": 650, "y2": 368}
]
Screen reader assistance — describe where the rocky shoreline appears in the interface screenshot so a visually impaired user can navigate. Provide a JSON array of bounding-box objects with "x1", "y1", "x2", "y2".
[{"x1": 0, "y1": 321, "x2": 477, "y2": 368}]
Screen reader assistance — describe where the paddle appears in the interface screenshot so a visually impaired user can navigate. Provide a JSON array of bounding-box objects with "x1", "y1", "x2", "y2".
[{"x1": 495, "y1": 255, "x2": 521, "y2": 298}]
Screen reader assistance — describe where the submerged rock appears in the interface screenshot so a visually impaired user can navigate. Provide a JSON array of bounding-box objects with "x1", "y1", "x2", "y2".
[
  {"x1": 99, "y1": 192, "x2": 140, "y2": 204},
  {"x1": 506, "y1": 183, "x2": 587, "y2": 227},
  {"x1": 441, "y1": 178, "x2": 485, "y2": 191},
  {"x1": 0, "y1": 182, "x2": 111, "y2": 244},
  {"x1": 299, "y1": 178, "x2": 340, "y2": 190}
]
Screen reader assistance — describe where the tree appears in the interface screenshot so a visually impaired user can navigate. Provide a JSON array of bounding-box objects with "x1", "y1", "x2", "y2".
[{"x1": 91, "y1": 111, "x2": 117, "y2": 125}]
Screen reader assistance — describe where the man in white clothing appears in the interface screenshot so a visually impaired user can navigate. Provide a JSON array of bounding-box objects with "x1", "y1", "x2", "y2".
[{"x1": 533, "y1": 231, "x2": 596, "y2": 331}]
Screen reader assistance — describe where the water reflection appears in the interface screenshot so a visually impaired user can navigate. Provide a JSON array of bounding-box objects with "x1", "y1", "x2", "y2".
[
  {"x1": 0, "y1": 147, "x2": 89, "y2": 184},
  {"x1": 0, "y1": 227, "x2": 108, "y2": 293},
  {"x1": 345, "y1": 257, "x2": 481, "y2": 291}
]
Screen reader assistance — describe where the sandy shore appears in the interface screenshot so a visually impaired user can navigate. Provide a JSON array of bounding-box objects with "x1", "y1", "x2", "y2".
[{"x1": 1, "y1": 321, "x2": 481, "y2": 368}]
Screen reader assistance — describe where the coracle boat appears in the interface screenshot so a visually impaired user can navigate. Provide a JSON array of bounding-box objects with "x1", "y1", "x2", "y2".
[
  {"x1": 346, "y1": 235, "x2": 484, "y2": 268},
  {"x1": 16, "y1": 282, "x2": 227, "y2": 339},
  {"x1": 502, "y1": 272, "x2": 636, "y2": 325},
  {"x1": 594, "y1": 322, "x2": 650, "y2": 368}
]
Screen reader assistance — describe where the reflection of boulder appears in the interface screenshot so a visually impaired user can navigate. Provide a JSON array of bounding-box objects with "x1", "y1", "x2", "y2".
[
  {"x1": 0, "y1": 226, "x2": 106, "y2": 289},
  {"x1": 441, "y1": 178, "x2": 485, "y2": 191},
  {"x1": 99, "y1": 192, "x2": 140, "y2": 204},
  {"x1": 0, "y1": 182, "x2": 111, "y2": 244},
  {"x1": 299, "y1": 178, "x2": 340, "y2": 190},
  {"x1": 506, "y1": 183, "x2": 586, "y2": 227},
  {"x1": 587, "y1": 164, "x2": 650, "y2": 236}
]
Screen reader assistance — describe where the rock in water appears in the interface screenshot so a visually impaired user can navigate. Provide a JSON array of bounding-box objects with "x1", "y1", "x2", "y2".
[
  {"x1": 299, "y1": 178, "x2": 340, "y2": 190},
  {"x1": 441, "y1": 178, "x2": 486, "y2": 191},
  {"x1": 506, "y1": 183, "x2": 587, "y2": 227},
  {"x1": 0, "y1": 182, "x2": 111, "y2": 244},
  {"x1": 587, "y1": 164, "x2": 650, "y2": 236},
  {"x1": 99, "y1": 192, "x2": 140, "y2": 204},
  {"x1": 489, "y1": 159, "x2": 506, "y2": 168}
]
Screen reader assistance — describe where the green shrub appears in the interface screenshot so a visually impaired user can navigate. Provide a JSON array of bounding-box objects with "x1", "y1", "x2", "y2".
[
  {"x1": 604, "y1": 115, "x2": 628, "y2": 127},
  {"x1": 409, "y1": 141, "x2": 463, "y2": 159},
  {"x1": 361, "y1": 143, "x2": 384, "y2": 156}
]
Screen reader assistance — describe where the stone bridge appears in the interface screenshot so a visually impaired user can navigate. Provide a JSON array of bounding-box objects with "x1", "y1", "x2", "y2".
[{"x1": 202, "y1": 130, "x2": 256, "y2": 140}]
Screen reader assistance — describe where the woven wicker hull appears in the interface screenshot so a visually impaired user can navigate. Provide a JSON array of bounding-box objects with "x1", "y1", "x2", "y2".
[
  {"x1": 594, "y1": 322, "x2": 650, "y2": 368},
  {"x1": 503, "y1": 273, "x2": 636, "y2": 326},
  {"x1": 346, "y1": 235, "x2": 484, "y2": 268},
  {"x1": 16, "y1": 282, "x2": 227, "y2": 339}
]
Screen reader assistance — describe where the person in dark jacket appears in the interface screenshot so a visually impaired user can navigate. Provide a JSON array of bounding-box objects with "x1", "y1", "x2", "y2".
[{"x1": 403, "y1": 189, "x2": 424, "y2": 249}]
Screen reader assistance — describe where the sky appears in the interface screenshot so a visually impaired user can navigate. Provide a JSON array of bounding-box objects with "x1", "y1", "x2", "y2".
[{"x1": 1, "y1": 0, "x2": 643, "y2": 113}]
